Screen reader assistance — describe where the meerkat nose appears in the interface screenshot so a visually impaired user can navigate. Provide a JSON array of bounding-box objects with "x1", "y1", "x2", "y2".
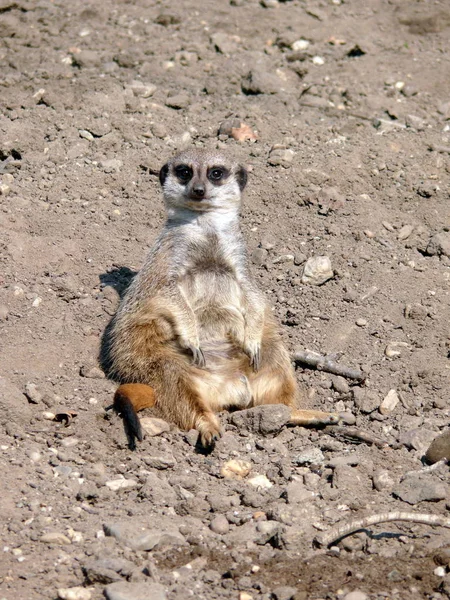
[{"x1": 191, "y1": 184, "x2": 206, "y2": 199}]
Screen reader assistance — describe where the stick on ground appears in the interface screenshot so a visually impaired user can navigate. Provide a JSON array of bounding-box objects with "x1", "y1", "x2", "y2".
[
  {"x1": 314, "y1": 512, "x2": 450, "y2": 548},
  {"x1": 322, "y1": 425, "x2": 391, "y2": 449},
  {"x1": 293, "y1": 350, "x2": 366, "y2": 381}
]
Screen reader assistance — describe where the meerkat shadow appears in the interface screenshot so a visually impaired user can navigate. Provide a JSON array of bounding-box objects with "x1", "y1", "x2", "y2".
[{"x1": 98, "y1": 266, "x2": 137, "y2": 378}]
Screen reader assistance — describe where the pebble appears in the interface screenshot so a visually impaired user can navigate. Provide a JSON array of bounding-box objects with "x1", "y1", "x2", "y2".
[
  {"x1": 292, "y1": 39, "x2": 309, "y2": 51},
  {"x1": 344, "y1": 592, "x2": 368, "y2": 600},
  {"x1": 268, "y1": 146, "x2": 295, "y2": 167},
  {"x1": 398, "y1": 224, "x2": 414, "y2": 240},
  {"x1": 272, "y1": 587, "x2": 298, "y2": 600},
  {"x1": 99, "y1": 159, "x2": 123, "y2": 173},
  {"x1": 252, "y1": 247, "x2": 268, "y2": 266},
  {"x1": 127, "y1": 80, "x2": 157, "y2": 98},
  {"x1": 434, "y1": 566, "x2": 447, "y2": 577},
  {"x1": 339, "y1": 412, "x2": 356, "y2": 425},
  {"x1": 293, "y1": 447, "x2": 325, "y2": 465},
  {"x1": 57, "y1": 587, "x2": 92, "y2": 600},
  {"x1": 242, "y1": 68, "x2": 281, "y2": 95},
  {"x1": 372, "y1": 469, "x2": 395, "y2": 492},
  {"x1": 312, "y1": 56, "x2": 325, "y2": 65},
  {"x1": 331, "y1": 376, "x2": 349, "y2": 394},
  {"x1": 80, "y1": 365, "x2": 105, "y2": 379},
  {"x1": 426, "y1": 232, "x2": 450, "y2": 257},
  {"x1": 104, "y1": 581, "x2": 167, "y2": 600},
  {"x1": 210, "y1": 514, "x2": 230, "y2": 535},
  {"x1": 0, "y1": 304, "x2": 9, "y2": 320},
  {"x1": 0, "y1": 183, "x2": 11, "y2": 196},
  {"x1": 301, "y1": 256, "x2": 334, "y2": 285},
  {"x1": 221, "y1": 459, "x2": 252, "y2": 479},
  {"x1": 40, "y1": 532, "x2": 72, "y2": 545},
  {"x1": 105, "y1": 475, "x2": 138, "y2": 491},
  {"x1": 165, "y1": 94, "x2": 190, "y2": 109},
  {"x1": 355, "y1": 318, "x2": 367, "y2": 327},
  {"x1": 393, "y1": 475, "x2": 447, "y2": 504},
  {"x1": 425, "y1": 430, "x2": 450, "y2": 464},
  {"x1": 379, "y1": 389, "x2": 400, "y2": 415},
  {"x1": 104, "y1": 521, "x2": 185, "y2": 552},
  {"x1": 385, "y1": 341, "x2": 409, "y2": 358},
  {"x1": 248, "y1": 474, "x2": 273, "y2": 489},
  {"x1": 399, "y1": 428, "x2": 437, "y2": 453},
  {"x1": 210, "y1": 32, "x2": 240, "y2": 54},
  {"x1": 24, "y1": 382, "x2": 42, "y2": 404},
  {"x1": 143, "y1": 453, "x2": 176, "y2": 469},
  {"x1": 140, "y1": 417, "x2": 171, "y2": 437},
  {"x1": 231, "y1": 404, "x2": 291, "y2": 434}
]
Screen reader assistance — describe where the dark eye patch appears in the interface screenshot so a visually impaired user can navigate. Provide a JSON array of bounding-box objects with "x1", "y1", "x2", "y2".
[
  {"x1": 207, "y1": 166, "x2": 229, "y2": 185},
  {"x1": 174, "y1": 164, "x2": 193, "y2": 183}
]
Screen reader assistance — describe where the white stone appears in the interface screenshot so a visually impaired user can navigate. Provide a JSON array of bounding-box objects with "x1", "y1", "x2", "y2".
[
  {"x1": 379, "y1": 389, "x2": 400, "y2": 415},
  {"x1": 105, "y1": 475, "x2": 138, "y2": 491},
  {"x1": 58, "y1": 587, "x2": 92, "y2": 600},
  {"x1": 247, "y1": 474, "x2": 273, "y2": 489},
  {"x1": 292, "y1": 39, "x2": 310, "y2": 51},
  {"x1": 301, "y1": 256, "x2": 333, "y2": 285}
]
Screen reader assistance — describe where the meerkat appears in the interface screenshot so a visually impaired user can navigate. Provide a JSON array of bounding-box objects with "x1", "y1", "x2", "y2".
[{"x1": 107, "y1": 148, "x2": 338, "y2": 449}]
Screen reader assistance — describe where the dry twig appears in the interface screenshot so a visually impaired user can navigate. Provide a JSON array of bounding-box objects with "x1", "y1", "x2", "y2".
[
  {"x1": 293, "y1": 350, "x2": 366, "y2": 381},
  {"x1": 322, "y1": 425, "x2": 391, "y2": 449},
  {"x1": 315, "y1": 512, "x2": 450, "y2": 547}
]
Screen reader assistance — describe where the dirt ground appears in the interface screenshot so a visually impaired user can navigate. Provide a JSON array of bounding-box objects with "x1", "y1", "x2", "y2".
[{"x1": 0, "y1": 0, "x2": 449, "y2": 598}]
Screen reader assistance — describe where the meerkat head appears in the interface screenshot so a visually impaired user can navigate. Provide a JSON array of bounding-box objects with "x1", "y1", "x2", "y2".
[{"x1": 159, "y1": 149, "x2": 248, "y2": 213}]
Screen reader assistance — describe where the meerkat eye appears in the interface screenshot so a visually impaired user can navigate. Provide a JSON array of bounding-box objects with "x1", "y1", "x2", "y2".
[
  {"x1": 208, "y1": 167, "x2": 228, "y2": 183},
  {"x1": 174, "y1": 165, "x2": 193, "y2": 183}
]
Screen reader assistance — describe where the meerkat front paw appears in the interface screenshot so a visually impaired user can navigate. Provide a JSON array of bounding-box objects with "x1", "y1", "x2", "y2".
[
  {"x1": 179, "y1": 337, "x2": 206, "y2": 367},
  {"x1": 196, "y1": 413, "x2": 222, "y2": 447}
]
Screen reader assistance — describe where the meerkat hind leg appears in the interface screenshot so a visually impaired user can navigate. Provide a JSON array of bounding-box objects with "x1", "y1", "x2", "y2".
[{"x1": 113, "y1": 383, "x2": 157, "y2": 450}]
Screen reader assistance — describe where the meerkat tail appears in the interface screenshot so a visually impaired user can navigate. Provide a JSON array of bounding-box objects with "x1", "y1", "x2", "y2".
[
  {"x1": 289, "y1": 408, "x2": 340, "y2": 426},
  {"x1": 113, "y1": 384, "x2": 156, "y2": 449}
]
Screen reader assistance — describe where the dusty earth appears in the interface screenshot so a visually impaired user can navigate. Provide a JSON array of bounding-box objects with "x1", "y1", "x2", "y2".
[{"x1": 0, "y1": 0, "x2": 449, "y2": 598}]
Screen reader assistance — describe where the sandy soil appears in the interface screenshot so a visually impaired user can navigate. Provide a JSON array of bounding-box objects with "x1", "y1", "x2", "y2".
[{"x1": 0, "y1": 0, "x2": 449, "y2": 598}]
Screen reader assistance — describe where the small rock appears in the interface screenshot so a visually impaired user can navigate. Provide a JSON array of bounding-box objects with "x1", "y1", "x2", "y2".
[
  {"x1": 255, "y1": 520, "x2": 280, "y2": 545},
  {"x1": 268, "y1": 146, "x2": 294, "y2": 167},
  {"x1": 379, "y1": 389, "x2": 399, "y2": 415},
  {"x1": 344, "y1": 592, "x2": 368, "y2": 600},
  {"x1": 398, "y1": 225, "x2": 414, "y2": 240},
  {"x1": 261, "y1": 0, "x2": 279, "y2": 7},
  {"x1": 99, "y1": 159, "x2": 123, "y2": 173},
  {"x1": 165, "y1": 94, "x2": 190, "y2": 109},
  {"x1": 393, "y1": 475, "x2": 447, "y2": 504},
  {"x1": 425, "y1": 430, "x2": 450, "y2": 464},
  {"x1": 24, "y1": 382, "x2": 42, "y2": 404},
  {"x1": 104, "y1": 522, "x2": 185, "y2": 552},
  {"x1": 143, "y1": 454, "x2": 176, "y2": 469},
  {"x1": 140, "y1": 417, "x2": 171, "y2": 437},
  {"x1": 127, "y1": 80, "x2": 157, "y2": 98},
  {"x1": 292, "y1": 447, "x2": 325, "y2": 465},
  {"x1": 331, "y1": 376, "x2": 349, "y2": 394},
  {"x1": 285, "y1": 480, "x2": 314, "y2": 504},
  {"x1": 210, "y1": 515, "x2": 230, "y2": 535},
  {"x1": 104, "y1": 581, "x2": 167, "y2": 600},
  {"x1": 426, "y1": 232, "x2": 450, "y2": 257},
  {"x1": 399, "y1": 428, "x2": 437, "y2": 453},
  {"x1": 247, "y1": 474, "x2": 273, "y2": 489},
  {"x1": 353, "y1": 388, "x2": 379, "y2": 414},
  {"x1": 301, "y1": 256, "x2": 334, "y2": 285},
  {"x1": 252, "y1": 247, "x2": 268, "y2": 266},
  {"x1": 273, "y1": 586, "x2": 298, "y2": 600},
  {"x1": 80, "y1": 365, "x2": 105, "y2": 379},
  {"x1": 339, "y1": 412, "x2": 356, "y2": 425},
  {"x1": 105, "y1": 476, "x2": 138, "y2": 492},
  {"x1": 231, "y1": 404, "x2": 291, "y2": 434},
  {"x1": 0, "y1": 183, "x2": 11, "y2": 196},
  {"x1": 221, "y1": 459, "x2": 252, "y2": 479},
  {"x1": 57, "y1": 587, "x2": 92, "y2": 600},
  {"x1": 312, "y1": 56, "x2": 325, "y2": 65},
  {"x1": 405, "y1": 303, "x2": 428, "y2": 321},
  {"x1": 0, "y1": 304, "x2": 9, "y2": 320},
  {"x1": 355, "y1": 318, "x2": 367, "y2": 327},
  {"x1": 82, "y1": 558, "x2": 134, "y2": 584},
  {"x1": 373, "y1": 469, "x2": 395, "y2": 492},
  {"x1": 242, "y1": 68, "x2": 281, "y2": 95},
  {"x1": 41, "y1": 532, "x2": 71, "y2": 545},
  {"x1": 292, "y1": 39, "x2": 309, "y2": 51},
  {"x1": 211, "y1": 32, "x2": 240, "y2": 54},
  {"x1": 272, "y1": 254, "x2": 294, "y2": 264},
  {"x1": 79, "y1": 130, "x2": 94, "y2": 141},
  {"x1": 385, "y1": 341, "x2": 409, "y2": 358}
]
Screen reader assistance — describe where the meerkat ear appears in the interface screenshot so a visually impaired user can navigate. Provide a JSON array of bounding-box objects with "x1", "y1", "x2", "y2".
[
  {"x1": 159, "y1": 163, "x2": 169, "y2": 186},
  {"x1": 237, "y1": 166, "x2": 248, "y2": 191}
]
